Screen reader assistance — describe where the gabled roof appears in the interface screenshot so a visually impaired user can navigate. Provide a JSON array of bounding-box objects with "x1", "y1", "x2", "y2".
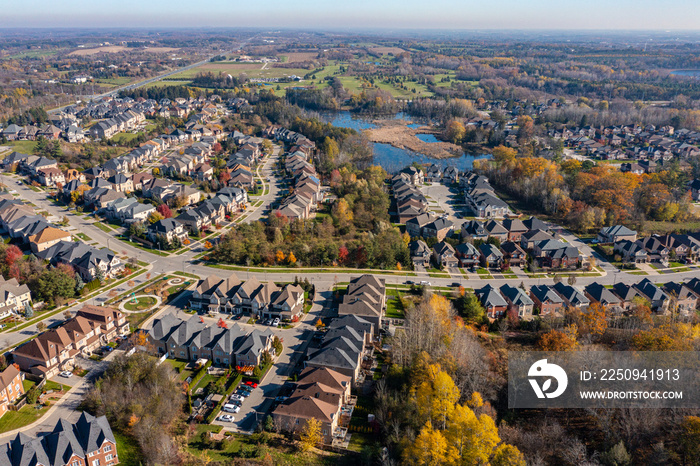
[
  {"x1": 476, "y1": 284, "x2": 508, "y2": 308},
  {"x1": 499, "y1": 284, "x2": 534, "y2": 307}
]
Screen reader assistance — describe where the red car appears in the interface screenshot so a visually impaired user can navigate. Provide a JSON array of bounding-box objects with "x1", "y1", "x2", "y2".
[{"x1": 245, "y1": 381, "x2": 258, "y2": 388}]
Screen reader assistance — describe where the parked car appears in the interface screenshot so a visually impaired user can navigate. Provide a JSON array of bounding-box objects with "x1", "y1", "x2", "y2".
[
  {"x1": 59, "y1": 371, "x2": 72, "y2": 378},
  {"x1": 238, "y1": 390, "x2": 251, "y2": 398},
  {"x1": 219, "y1": 414, "x2": 235, "y2": 422},
  {"x1": 272, "y1": 318, "x2": 280, "y2": 327},
  {"x1": 244, "y1": 381, "x2": 258, "y2": 388},
  {"x1": 222, "y1": 403, "x2": 240, "y2": 413},
  {"x1": 230, "y1": 394, "x2": 244, "y2": 402}
]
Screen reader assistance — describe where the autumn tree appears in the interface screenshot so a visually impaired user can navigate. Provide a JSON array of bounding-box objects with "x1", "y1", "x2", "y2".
[
  {"x1": 492, "y1": 145, "x2": 517, "y2": 164},
  {"x1": 156, "y1": 204, "x2": 172, "y2": 219},
  {"x1": 298, "y1": 418, "x2": 322, "y2": 452},
  {"x1": 445, "y1": 120, "x2": 466, "y2": 145},
  {"x1": 404, "y1": 421, "x2": 452, "y2": 466},
  {"x1": 679, "y1": 416, "x2": 700, "y2": 464},
  {"x1": 579, "y1": 302, "x2": 608, "y2": 338},
  {"x1": 147, "y1": 211, "x2": 164, "y2": 224},
  {"x1": 537, "y1": 329, "x2": 577, "y2": 351}
]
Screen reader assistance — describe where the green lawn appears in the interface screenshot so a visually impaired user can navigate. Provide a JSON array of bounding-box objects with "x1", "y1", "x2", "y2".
[
  {"x1": 192, "y1": 374, "x2": 218, "y2": 394},
  {"x1": 114, "y1": 431, "x2": 143, "y2": 466},
  {"x1": 385, "y1": 296, "x2": 405, "y2": 319},
  {"x1": 1, "y1": 140, "x2": 37, "y2": 154},
  {"x1": 93, "y1": 222, "x2": 114, "y2": 233},
  {"x1": 123, "y1": 296, "x2": 157, "y2": 311},
  {"x1": 0, "y1": 405, "x2": 49, "y2": 434}
]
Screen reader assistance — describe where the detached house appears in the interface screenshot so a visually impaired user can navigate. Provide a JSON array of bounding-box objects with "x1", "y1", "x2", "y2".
[
  {"x1": 432, "y1": 241, "x2": 458, "y2": 268},
  {"x1": 499, "y1": 284, "x2": 534, "y2": 320},
  {"x1": 530, "y1": 285, "x2": 565, "y2": 316},
  {"x1": 475, "y1": 284, "x2": 508, "y2": 319}
]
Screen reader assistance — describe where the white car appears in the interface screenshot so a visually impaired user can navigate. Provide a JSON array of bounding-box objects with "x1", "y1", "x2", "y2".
[
  {"x1": 59, "y1": 371, "x2": 72, "y2": 378},
  {"x1": 222, "y1": 403, "x2": 240, "y2": 413},
  {"x1": 272, "y1": 318, "x2": 280, "y2": 327},
  {"x1": 230, "y1": 394, "x2": 244, "y2": 402},
  {"x1": 219, "y1": 414, "x2": 235, "y2": 422}
]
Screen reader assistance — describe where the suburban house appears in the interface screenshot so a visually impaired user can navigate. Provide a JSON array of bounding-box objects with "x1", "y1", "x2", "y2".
[
  {"x1": 455, "y1": 242, "x2": 480, "y2": 269},
  {"x1": 147, "y1": 218, "x2": 189, "y2": 246},
  {"x1": 272, "y1": 367, "x2": 353, "y2": 446},
  {"x1": 530, "y1": 285, "x2": 565, "y2": 316},
  {"x1": 0, "y1": 412, "x2": 118, "y2": 466},
  {"x1": 634, "y1": 279, "x2": 670, "y2": 313},
  {"x1": 502, "y1": 218, "x2": 528, "y2": 242},
  {"x1": 421, "y1": 218, "x2": 454, "y2": 241},
  {"x1": 479, "y1": 243, "x2": 504, "y2": 269},
  {"x1": 500, "y1": 241, "x2": 527, "y2": 268},
  {"x1": 12, "y1": 305, "x2": 128, "y2": 377},
  {"x1": 552, "y1": 282, "x2": 590, "y2": 310},
  {"x1": 0, "y1": 365, "x2": 24, "y2": 419},
  {"x1": 409, "y1": 240, "x2": 431, "y2": 267},
  {"x1": 405, "y1": 213, "x2": 433, "y2": 239},
  {"x1": 484, "y1": 220, "x2": 508, "y2": 242},
  {"x1": 460, "y1": 220, "x2": 488, "y2": 243},
  {"x1": 662, "y1": 282, "x2": 699, "y2": 316},
  {"x1": 612, "y1": 283, "x2": 648, "y2": 311},
  {"x1": 36, "y1": 241, "x2": 123, "y2": 282},
  {"x1": 475, "y1": 284, "x2": 508, "y2": 319},
  {"x1": 338, "y1": 275, "x2": 386, "y2": 335},
  {"x1": 613, "y1": 240, "x2": 649, "y2": 264},
  {"x1": 148, "y1": 313, "x2": 274, "y2": 366},
  {"x1": 597, "y1": 225, "x2": 637, "y2": 244},
  {"x1": 432, "y1": 241, "x2": 458, "y2": 268},
  {"x1": 584, "y1": 283, "x2": 624, "y2": 314},
  {"x1": 499, "y1": 284, "x2": 534, "y2": 320},
  {"x1": 0, "y1": 276, "x2": 31, "y2": 319}
]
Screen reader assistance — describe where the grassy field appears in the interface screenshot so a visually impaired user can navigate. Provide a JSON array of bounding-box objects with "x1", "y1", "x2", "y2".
[
  {"x1": 93, "y1": 77, "x2": 135, "y2": 86},
  {"x1": 110, "y1": 132, "x2": 143, "y2": 145},
  {"x1": 1, "y1": 140, "x2": 38, "y2": 154},
  {"x1": 643, "y1": 220, "x2": 700, "y2": 234}
]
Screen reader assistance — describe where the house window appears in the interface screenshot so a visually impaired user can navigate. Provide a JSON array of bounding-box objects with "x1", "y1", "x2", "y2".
[
  {"x1": 72, "y1": 461, "x2": 80, "y2": 466},
  {"x1": 92, "y1": 460, "x2": 100, "y2": 466},
  {"x1": 105, "y1": 454, "x2": 113, "y2": 461},
  {"x1": 104, "y1": 445, "x2": 112, "y2": 452}
]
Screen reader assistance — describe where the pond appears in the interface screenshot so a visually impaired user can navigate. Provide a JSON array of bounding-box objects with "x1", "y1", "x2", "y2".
[
  {"x1": 669, "y1": 70, "x2": 700, "y2": 78},
  {"x1": 318, "y1": 111, "x2": 490, "y2": 173},
  {"x1": 416, "y1": 133, "x2": 440, "y2": 143}
]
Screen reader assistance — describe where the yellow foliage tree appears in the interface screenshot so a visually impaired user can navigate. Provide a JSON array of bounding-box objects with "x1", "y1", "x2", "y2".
[
  {"x1": 403, "y1": 421, "x2": 452, "y2": 466},
  {"x1": 492, "y1": 145, "x2": 517, "y2": 164},
  {"x1": 298, "y1": 418, "x2": 322, "y2": 452},
  {"x1": 287, "y1": 252, "x2": 297, "y2": 265},
  {"x1": 275, "y1": 250, "x2": 286, "y2": 263},
  {"x1": 492, "y1": 444, "x2": 527, "y2": 466}
]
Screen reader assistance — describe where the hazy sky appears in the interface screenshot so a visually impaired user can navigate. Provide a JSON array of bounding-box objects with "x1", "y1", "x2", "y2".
[{"x1": 4, "y1": 0, "x2": 700, "y2": 30}]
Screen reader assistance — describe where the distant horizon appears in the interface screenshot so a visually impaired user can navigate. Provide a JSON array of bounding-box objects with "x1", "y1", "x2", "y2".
[{"x1": 4, "y1": 0, "x2": 700, "y2": 31}]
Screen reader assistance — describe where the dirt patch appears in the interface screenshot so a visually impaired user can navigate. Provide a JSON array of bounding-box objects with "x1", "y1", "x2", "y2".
[
  {"x1": 368, "y1": 46, "x2": 406, "y2": 55},
  {"x1": 283, "y1": 52, "x2": 319, "y2": 62},
  {"x1": 69, "y1": 46, "x2": 127, "y2": 56},
  {"x1": 365, "y1": 120, "x2": 463, "y2": 159},
  {"x1": 69, "y1": 46, "x2": 180, "y2": 56},
  {"x1": 142, "y1": 47, "x2": 181, "y2": 53}
]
